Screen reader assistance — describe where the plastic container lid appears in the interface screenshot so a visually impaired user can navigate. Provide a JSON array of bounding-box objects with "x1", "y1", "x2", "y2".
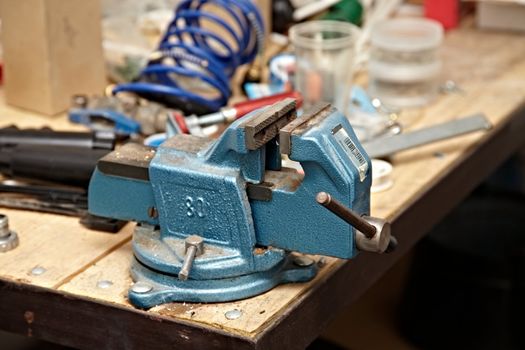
[{"x1": 371, "y1": 18, "x2": 443, "y2": 52}]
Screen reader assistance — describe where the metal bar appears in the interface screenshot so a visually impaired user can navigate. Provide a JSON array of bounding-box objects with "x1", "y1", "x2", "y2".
[
  {"x1": 316, "y1": 191, "x2": 376, "y2": 238},
  {"x1": 363, "y1": 113, "x2": 491, "y2": 158}
]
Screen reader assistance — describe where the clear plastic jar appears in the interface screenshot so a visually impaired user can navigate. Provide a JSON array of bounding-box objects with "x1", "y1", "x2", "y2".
[
  {"x1": 368, "y1": 18, "x2": 443, "y2": 108},
  {"x1": 290, "y1": 20, "x2": 359, "y2": 112}
]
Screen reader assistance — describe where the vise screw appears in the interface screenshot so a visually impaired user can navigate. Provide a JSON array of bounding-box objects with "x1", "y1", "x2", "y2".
[{"x1": 88, "y1": 99, "x2": 395, "y2": 308}]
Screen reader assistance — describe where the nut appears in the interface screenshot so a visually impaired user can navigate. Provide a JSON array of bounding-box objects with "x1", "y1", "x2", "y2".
[
  {"x1": 355, "y1": 216, "x2": 391, "y2": 253},
  {"x1": 0, "y1": 231, "x2": 19, "y2": 253},
  {"x1": 0, "y1": 215, "x2": 18, "y2": 253}
]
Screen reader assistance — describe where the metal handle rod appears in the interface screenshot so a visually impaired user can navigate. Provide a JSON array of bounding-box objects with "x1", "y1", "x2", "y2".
[
  {"x1": 179, "y1": 246, "x2": 197, "y2": 281},
  {"x1": 316, "y1": 192, "x2": 377, "y2": 238}
]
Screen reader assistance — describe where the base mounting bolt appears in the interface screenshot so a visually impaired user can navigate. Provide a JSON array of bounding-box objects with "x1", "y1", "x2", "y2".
[
  {"x1": 225, "y1": 309, "x2": 242, "y2": 320},
  {"x1": 131, "y1": 282, "x2": 153, "y2": 294},
  {"x1": 293, "y1": 255, "x2": 314, "y2": 267}
]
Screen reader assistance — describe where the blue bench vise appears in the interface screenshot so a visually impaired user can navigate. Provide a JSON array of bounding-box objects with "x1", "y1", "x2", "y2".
[{"x1": 88, "y1": 99, "x2": 395, "y2": 309}]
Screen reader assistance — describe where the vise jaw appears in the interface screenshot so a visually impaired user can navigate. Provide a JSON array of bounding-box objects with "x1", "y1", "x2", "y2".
[{"x1": 88, "y1": 99, "x2": 392, "y2": 308}]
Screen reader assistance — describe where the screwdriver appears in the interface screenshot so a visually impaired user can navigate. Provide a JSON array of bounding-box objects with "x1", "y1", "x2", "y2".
[{"x1": 173, "y1": 91, "x2": 303, "y2": 134}]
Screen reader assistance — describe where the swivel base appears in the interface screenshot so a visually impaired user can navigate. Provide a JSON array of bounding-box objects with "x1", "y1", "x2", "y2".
[{"x1": 129, "y1": 254, "x2": 318, "y2": 309}]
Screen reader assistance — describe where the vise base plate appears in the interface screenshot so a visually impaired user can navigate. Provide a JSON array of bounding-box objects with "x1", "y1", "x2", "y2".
[{"x1": 129, "y1": 254, "x2": 317, "y2": 309}]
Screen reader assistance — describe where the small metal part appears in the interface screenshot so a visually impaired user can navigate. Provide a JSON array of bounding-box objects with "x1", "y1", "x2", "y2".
[
  {"x1": 386, "y1": 121, "x2": 403, "y2": 136},
  {"x1": 131, "y1": 282, "x2": 153, "y2": 294},
  {"x1": 196, "y1": 110, "x2": 228, "y2": 126},
  {"x1": 0, "y1": 214, "x2": 19, "y2": 252},
  {"x1": 371, "y1": 98, "x2": 401, "y2": 115},
  {"x1": 385, "y1": 235, "x2": 398, "y2": 253},
  {"x1": 293, "y1": 255, "x2": 314, "y2": 267},
  {"x1": 363, "y1": 114, "x2": 491, "y2": 158},
  {"x1": 72, "y1": 94, "x2": 89, "y2": 109},
  {"x1": 79, "y1": 214, "x2": 127, "y2": 233},
  {"x1": 147, "y1": 207, "x2": 158, "y2": 218},
  {"x1": 355, "y1": 216, "x2": 392, "y2": 253},
  {"x1": 222, "y1": 108, "x2": 238, "y2": 123},
  {"x1": 97, "y1": 280, "x2": 113, "y2": 289},
  {"x1": 179, "y1": 235, "x2": 204, "y2": 281},
  {"x1": 246, "y1": 182, "x2": 273, "y2": 201},
  {"x1": 30, "y1": 266, "x2": 47, "y2": 276},
  {"x1": 0, "y1": 214, "x2": 10, "y2": 238},
  {"x1": 316, "y1": 192, "x2": 376, "y2": 239},
  {"x1": 224, "y1": 309, "x2": 242, "y2": 320},
  {"x1": 440, "y1": 80, "x2": 465, "y2": 94},
  {"x1": 316, "y1": 192, "x2": 396, "y2": 253},
  {"x1": 241, "y1": 98, "x2": 297, "y2": 150}
]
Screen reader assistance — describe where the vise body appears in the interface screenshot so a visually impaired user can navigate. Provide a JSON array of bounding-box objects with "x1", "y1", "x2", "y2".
[{"x1": 88, "y1": 99, "x2": 393, "y2": 308}]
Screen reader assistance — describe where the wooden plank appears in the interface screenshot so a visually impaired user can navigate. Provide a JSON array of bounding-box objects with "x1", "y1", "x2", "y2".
[
  {"x1": 0, "y1": 209, "x2": 132, "y2": 289},
  {"x1": 0, "y1": 94, "x2": 133, "y2": 289}
]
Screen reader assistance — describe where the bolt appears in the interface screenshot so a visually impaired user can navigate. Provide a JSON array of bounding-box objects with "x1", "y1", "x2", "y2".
[
  {"x1": 179, "y1": 235, "x2": 204, "y2": 281},
  {"x1": 31, "y1": 266, "x2": 47, "y2": 276},
  {"x1": 293, "y1": 255, "x2": 314, "y2": 267},
  {"x1": 440, "y1": 80, "x2": 465, "y2": 94},
  {"x1": 0, "y1": 235, "x2": 18, "y2": 252},
  {"x1": 131, "y1": 282, "x2": 152, "y2": 294},
  {"x1": 225, "y1": 309, "x2": 242, "y2": 320},
  {"x1": 97, "y1": 280, "x2": 113, "y2": 289},
  {"x1": 0, "y1": 214, "x2": 19, "y2": 253},
  {"x1": 0, "y1": 214, "x2": 9, "y2": 238},
  {"x1": 434, "y1": 151, "x2": 446, "y2": 159},
  {"x1": 72, "y1": 94, "x2": 89, "y2": 108}
]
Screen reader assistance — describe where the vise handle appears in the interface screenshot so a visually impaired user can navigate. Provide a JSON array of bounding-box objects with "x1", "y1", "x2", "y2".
[{"x1": 316, "y1": 191, "x2": 397, "y2": 254}]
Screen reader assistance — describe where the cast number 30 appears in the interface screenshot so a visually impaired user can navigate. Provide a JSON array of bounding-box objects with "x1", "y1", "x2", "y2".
[{"x1": 185, "y1": 196, "x2": 206, "y2": 218}]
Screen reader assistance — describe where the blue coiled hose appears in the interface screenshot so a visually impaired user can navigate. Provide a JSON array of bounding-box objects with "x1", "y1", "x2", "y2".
[{"x1": 113, "y1": 0, "x2": 265, "y2": 115}]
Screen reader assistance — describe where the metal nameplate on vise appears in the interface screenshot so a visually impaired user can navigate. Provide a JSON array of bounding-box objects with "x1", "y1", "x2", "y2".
[{"x1": 332, "y1": 124, "x2": 369, "y2": 181}]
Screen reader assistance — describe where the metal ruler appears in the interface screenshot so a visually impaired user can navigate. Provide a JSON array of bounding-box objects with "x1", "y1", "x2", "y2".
[{"x1": 362, "y1": 114, "x2": 491, "y2": 159}]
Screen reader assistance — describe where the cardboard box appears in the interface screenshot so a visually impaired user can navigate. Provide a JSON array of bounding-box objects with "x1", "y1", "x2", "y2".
[
  {"x1": 477, "y1": 1, "x2": 525, "y2": 32},
  {"x1": 0, "y1": 0, "x2": 107, "y2": 115}
]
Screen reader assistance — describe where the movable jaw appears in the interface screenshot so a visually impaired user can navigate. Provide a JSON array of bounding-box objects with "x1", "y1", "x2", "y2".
[{"x1": 250, "y1": 102, "x2": 373, "y2": 259}]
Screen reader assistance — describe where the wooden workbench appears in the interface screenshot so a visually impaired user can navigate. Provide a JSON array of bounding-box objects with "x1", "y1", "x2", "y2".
[{"x1": 1, "y1": 23, "x2": 524, "y2": 350}]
